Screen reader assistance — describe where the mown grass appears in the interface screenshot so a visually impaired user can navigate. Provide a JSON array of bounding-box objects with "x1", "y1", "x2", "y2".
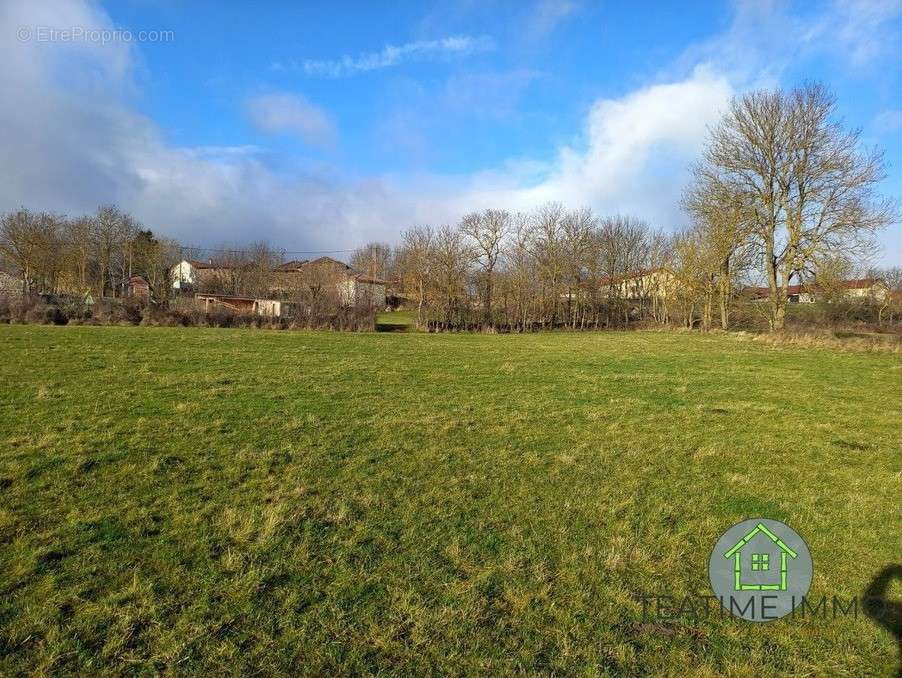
[{"x1": 0, "y1": 325, "x2": 900, "y2": 675}]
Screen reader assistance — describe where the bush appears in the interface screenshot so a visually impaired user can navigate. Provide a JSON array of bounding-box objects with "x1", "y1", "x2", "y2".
[
  {"x1": 24, "y1": 303, "x2": 67, "y2": 325},
  {"x1": 0, "y1": 294, "x2": 377, "y2": 332},
  {"x1": 0, "y1": 295, "x2": 68, "y2": 325}
]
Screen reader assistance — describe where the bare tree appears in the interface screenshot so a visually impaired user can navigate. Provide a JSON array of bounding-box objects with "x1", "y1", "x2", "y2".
[
  {"x1": 132, "y1": 230, "x2": 181, "y2": 301},
  {"x1": 696, "y1": 83, "x2": 895, "y2": 330},
  {"x1": 460, "y1": 209, "x2": 510, "y2": 327},
  {"x1": 350, "y1": 242, "x2": 393, "y2": 282},
  {"x1": 593, "y1": 215, "x2": 650, "y2": 326},
  {"x1": 243, "y1": 242, "x2": 282, "y2": 298},
  {"x1": 397, "y1": 226, "x2": 435, "y2": 328},
  {"x1": 0, "y1": 209, "x2": 66, "y2": 294},
  {"x1": 502, "y1": 214, "x2": 540, "y2": 331},
  {"x1": 683, "y1": 177, "x2": 754, "y2": 329},
  {"x1": 525, "y1": 202, "x2": 567, "y2": 327},
  {"x1": 430, "y1": 225, "x2": 472, "y2": 329},
  {"x1": 92, "y1": 205, "x2": 136, "y2": 297},
  {"x1": 875, "y1": 266, "x2": 902, "y2": 325},
  {"x1": 67, "y1": 216, "x2": 95, "y2": 294},
  {"x1": 558, "y1": 208, "x2": 595, "y2": 328}
]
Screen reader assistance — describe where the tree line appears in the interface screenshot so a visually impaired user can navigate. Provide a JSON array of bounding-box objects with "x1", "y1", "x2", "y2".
[
  {"x1": 0, "y1": 205, "x2": 179, "y2": 299},
  {"x1": 387, "y1": 206, "x2": 671, "y2": 331},
  {"x1": 1, "y1": 83, "x2": 898, "y2": 332},
  {"x1": 369, "y1": 82, "x2": 898, "y2": 332}
]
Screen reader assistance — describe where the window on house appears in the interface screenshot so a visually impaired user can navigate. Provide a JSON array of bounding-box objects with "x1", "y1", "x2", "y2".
[{"x1": 751, "y1": 553, "x2": 770, "y2": 571}]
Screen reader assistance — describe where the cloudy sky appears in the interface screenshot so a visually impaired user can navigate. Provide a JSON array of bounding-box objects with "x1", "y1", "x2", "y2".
[{"x1": 2, "y1": 0, "x2": 901, "y2": 262}]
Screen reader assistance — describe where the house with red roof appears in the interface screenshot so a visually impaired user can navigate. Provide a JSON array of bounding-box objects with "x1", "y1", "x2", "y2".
[{"x1": 745, "y1": 279, "x2": 888, "y2": 303}]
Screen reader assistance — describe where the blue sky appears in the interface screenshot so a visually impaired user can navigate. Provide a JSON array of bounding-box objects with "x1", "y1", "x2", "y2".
[{"x1": 2, "y1": 0, "x2": 901, "y2": 263}]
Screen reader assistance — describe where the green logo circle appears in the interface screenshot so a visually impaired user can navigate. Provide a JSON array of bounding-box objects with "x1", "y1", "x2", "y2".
[{"x1": 708, "y1": 518, "x2": 813, "y2": 622}]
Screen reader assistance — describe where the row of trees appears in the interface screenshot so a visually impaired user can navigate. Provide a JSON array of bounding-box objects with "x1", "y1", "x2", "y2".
[
  {"x1": 349, "y1": 84, "x2": 896, "y2": 332},
  {"x1": 0, "y1": 206, "x2": 179, "y2": 299},
  {"x1": 377, "y1": 205, "x2": 897, "y2": 332},
  {"x1": 2, "y1": 84, "x2": 897, "y2": 331},
  {"x1": 388, "y1": 205, "x2": 672, "y2": 330}
]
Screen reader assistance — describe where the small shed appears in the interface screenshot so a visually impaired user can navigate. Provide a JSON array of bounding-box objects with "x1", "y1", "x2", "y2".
[
  {"x1": 195, "y1": 294, "x2": 291, "y2": 317},
  {"x1": 127, "y1": 275, "x2": 151, "y2": 301}
]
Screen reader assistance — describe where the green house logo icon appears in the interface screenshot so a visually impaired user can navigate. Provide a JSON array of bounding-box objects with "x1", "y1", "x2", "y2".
[
  {"x1": 723, "y1": 522, "x2": 798, "y2": 591},
  {"x1": 709, "y1": 518, "x2": 813, "y2": 621}
]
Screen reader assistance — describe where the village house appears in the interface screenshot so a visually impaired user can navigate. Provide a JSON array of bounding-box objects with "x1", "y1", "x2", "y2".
[
  {"x1": 127, "y1": 275, "x2": 151, "y2": 302},
  {"x1": 598, "y1": 268, "x2": 676, "y2": 301},
  {"x1": 171, "y1": 259, "x2": 238, "y2": 290},
  {"x1": 840, "y1": 278, "x2": 889, "y2": 301},
  {"x1": 273, "y1": 257, "x2": 387, "y2": 307},
  {"x1": 747, "y1": 278, "x2": 888, "y2": 303}
]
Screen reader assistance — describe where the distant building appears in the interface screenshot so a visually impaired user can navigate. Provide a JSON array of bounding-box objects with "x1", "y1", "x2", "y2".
[
  {"x1": 274, "y1": 256, "x2": 387, "y2": 307},
  {"x1": 598, "y1": 268, "x2": 676, "y2": 300},
  {"x1": 127, "y1": 275, "x2": 151, "y2": 301},
  {"x1": 171, "y1": 260, "x2": 237, "y2": 290},
  {"x1": 746, "y1": 279, "x2": 888, "y2": 303},
  {"x1": 840, "y1": 278, "x2": 888, "y2": 301},
  {"x1": 195, "y1": 294, "x2": 292, "y2": 317}
]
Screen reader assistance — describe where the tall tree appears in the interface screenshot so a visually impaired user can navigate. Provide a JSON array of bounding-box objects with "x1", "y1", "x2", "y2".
[
  {"x1": 92, "y1": 205, "x2": 133, "y2": 297},
  {"x1": 430, "y1": 225, "x2": 472, "y2": 329},
  {"x1": 695, "y1": 83, "x2": 895, "y2": 330},
  {"x1": 0, "y1": 209, "x2": 66, "y2": 294},
  {"x1": 683, "y1": 177, "x2": 753, "y2": 329},
  {"x1": 527, "y1": 202, "x2": 567, "y2": 327},
  {"x1": 350, "y1": 242, "x2": 393, "y2": 282},
  {"x1": 397, "y1": 226, "x2": 435, "y2": 328},
  {"x1": 460, "y1": 209, "x2": 510, "y2": 326}
]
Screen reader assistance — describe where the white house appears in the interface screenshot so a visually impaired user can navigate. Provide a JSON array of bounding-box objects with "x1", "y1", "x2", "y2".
[
  {"x1": 171, "y1": 259, "x2": 231, "y2": 289},
  {"x1": 171, "y1": 260, "x2": 198, "y2": 289},
  {"x1": 598, "y1": 268, "x2": 675, "y2": 300}
]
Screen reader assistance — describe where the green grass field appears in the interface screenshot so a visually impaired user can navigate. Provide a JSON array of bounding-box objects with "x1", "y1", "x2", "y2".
[{"x1": 1, "y1": 326, "x2": 900, "y2": 675}]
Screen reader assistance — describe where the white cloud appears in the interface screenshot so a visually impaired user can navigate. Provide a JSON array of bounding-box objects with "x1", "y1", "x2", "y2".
[
  {"x1": 825, "y1": 0, "x2": 902, "y2": 67},
  {"x1": 0, "y1": 0, "x2": 899, "y2": 263},
  {"x1": 874, "y1": 108, "x2": 902, "y2": 132},
  {"x1": 246, "y1": 93, "x2": 335, "y2": 147},
  {"x1": 523, "y1": 67, "x2": 732, "y2": 216},
  {"x1": 422, "y1": 67, "x2": 733, "y2": 227},
  {"x1": 275, "y1": 35, "x2": 495, "y2": 78},
  {"x1": 524, "y1": 0, "x2": 579, "y2": 40}
]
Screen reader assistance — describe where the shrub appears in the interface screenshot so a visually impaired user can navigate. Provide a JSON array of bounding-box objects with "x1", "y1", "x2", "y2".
[
  {"x1": 24, "y1": 301, "x2": 67, "y2": 325},
  {"x1": 1, "y1": 294, "x2": 378, "y2": 332}
]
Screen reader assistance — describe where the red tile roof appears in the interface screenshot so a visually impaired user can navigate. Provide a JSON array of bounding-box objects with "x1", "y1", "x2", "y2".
[{"x1": 746, "y1": 279, "x2": 882, "y2": 298}]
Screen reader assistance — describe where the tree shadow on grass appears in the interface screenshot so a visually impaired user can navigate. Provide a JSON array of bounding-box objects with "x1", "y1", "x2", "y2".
[{"x1": 864, "y1": 565, "x2": 902, "y2": 677}]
